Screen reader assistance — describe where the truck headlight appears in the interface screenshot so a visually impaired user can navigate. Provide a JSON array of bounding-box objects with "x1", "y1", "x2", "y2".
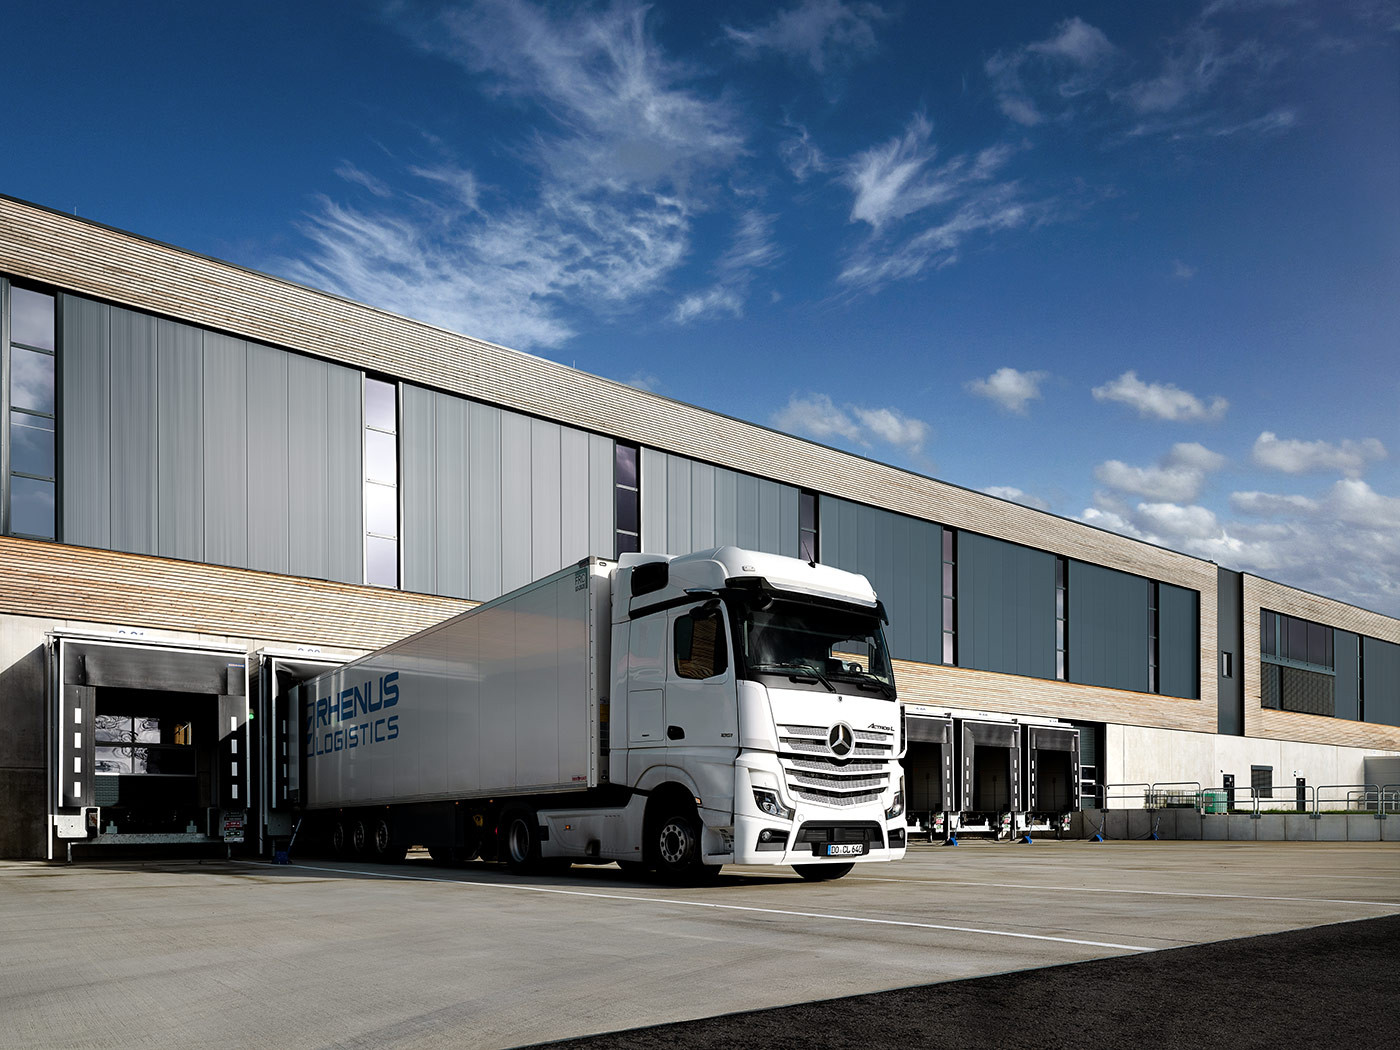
[
  {"x1": 885, "y1": 776, "x2": 905, "y2": 820},
  {"x1": 753, "y1": 789, "x2": 793, "y2": 821}
]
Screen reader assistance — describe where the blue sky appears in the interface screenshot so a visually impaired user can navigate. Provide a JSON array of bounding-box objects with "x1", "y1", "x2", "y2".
[{"x1": 6, "y1": 0, "x2": 1399, "y2": 615}]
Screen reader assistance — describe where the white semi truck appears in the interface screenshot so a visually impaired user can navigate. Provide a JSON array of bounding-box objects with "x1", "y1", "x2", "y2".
[{"x1": 293, "y1": 547, "x2": 907, "y2": 881}]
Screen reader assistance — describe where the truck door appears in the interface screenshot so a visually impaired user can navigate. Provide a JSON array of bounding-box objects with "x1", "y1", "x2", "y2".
[{"x1": 664, "y1": 603, "x2": 739, "y2": 811}]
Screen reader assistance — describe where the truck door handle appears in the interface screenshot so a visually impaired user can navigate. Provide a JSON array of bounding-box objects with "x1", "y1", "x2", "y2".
[{"x1": 667, "y1": 725, "x2": 685, "y2": 740}]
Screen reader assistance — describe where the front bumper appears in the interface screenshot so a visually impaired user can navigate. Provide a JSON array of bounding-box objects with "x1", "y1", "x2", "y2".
[{"x1": 733, "y1": 810, "x2": 907, "y2": 866}]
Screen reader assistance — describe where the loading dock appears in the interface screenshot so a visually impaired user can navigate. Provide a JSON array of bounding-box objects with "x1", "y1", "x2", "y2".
[
  {"x1": 1017, "y1": 723, "x2": 1081, "y2": 837},
  {"x1": 903, "y1": 712, "x2": 954, "y2": 839},
  {"x1": 49, "y1": 634, "x2": 249, "y2": 859}
]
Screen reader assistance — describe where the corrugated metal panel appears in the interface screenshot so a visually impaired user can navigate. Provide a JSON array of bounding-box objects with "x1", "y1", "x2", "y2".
[
  {"x1": 714, "y1": 466, "x2": 737, "y2": 547},
  {"x1": 1363, "y1": 636, "x2": 1400, "y2": 727},
  {"x1": 499, "y1": 409, "x2": 532, "y2": 592},
  {"x1": 588, "y1": 433, "x2": 613, "y2": 558},
  {"x1": 435, "y1": 391, "x2": 469, "y2": 598},
  {"x1": 203, "y1": 332, "x2": 248, "y2": 567},
  {"x1": 640, "y1": 446, "x2": 666, "y2": 554},
  {"x1": 287, "y1": 353, "x2": 330, "y2": 581},
  {"x1": 245, "y1": 342, "x2": 290, "y2": 574},
  {"x1": 109, "y1": 306, "x2": 158, "y2": 555},
  {"x1": 778, "y1": 485, "x2": 799, "y2": 559},
  {"x1": 1070, "y1": 560, "x2": 1149, "y2": 693},
  {"x1": 1157, "y1": 582, "x2": 1199, "y2": 700},
  {"x1": 59, "y1": 294, "x2": 110, "y2": 548},
  {"x1": 559, "y1": 426, "x2": 589, "y2": 564},
  {"x1": 757, "y1": 479, "x2": 779, "y2": 554},
  {"x1": 1217, "y1": 567, "x2": 1244, "y2": 735},
  {"x1": 666, "y1": 454, "x2": 691, "y2": 554},
  {"x1": 1334, "y1": 630, "x2": 1360, "y2": 721},
  {"x1": 325, "y1": 364, "x2": 362, "y2": 584},
  {"x1": 468, "y1": 402, "x2": 501, "y2": 600},
  {"x1": 531, "y1": 418, "x2": 562, "y2": 576},
  {"x1": 400, "y1": 383, "x2": 437, "y2": 594},
  {"x1": 689, "y1": 461, "x2": 714, "y2": 551},
  {"x1": 957, "y1": 531, "x2": 1056, "y2": 680},
  {"x1": 735, "y1": 472, "x2": 759, "y2": 549},
  {"x1": 155, "y1": 319, "x2": 204, "y2": 562}
]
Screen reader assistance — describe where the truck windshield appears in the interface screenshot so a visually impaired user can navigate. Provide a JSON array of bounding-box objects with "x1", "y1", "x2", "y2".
[{"x1": 734, "y1": 596, "x2": 895, "y2": 699}]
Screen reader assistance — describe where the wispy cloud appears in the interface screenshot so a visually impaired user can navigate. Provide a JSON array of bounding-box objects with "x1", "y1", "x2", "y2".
[
  {"x1": 1251, "y1": 431, "x2": 1387, "y2": 477},
  {"x1": 1092, "y1": 370, "x2": 1228, "y2": 422},
  {"x1": 725, "y1": 0, "x2": 889, "y2": 74},
  {"x1": 1173, "y1": 259, "x2": 1197, "y2": 279},
  {"x1": 671, "y1": 211, "x2": 781, "y2": 325},
  {"x1": 287, "y1": 0, "x2": 746, "y2": 350},
  {"x1": 772, "y1": 392, "x2": 929, "y2": 454},
  {"x1": 966, "y1": 366, "x2": 1049, "y2": 414},
  {"x1": 985, "y1": 17, "x2": 1119, "y2": 127},
  {"x1": 983, "y1": 485, "x2": 1052, "y2": 512},
  {"x1": 1095, "y1": 442, "x2": 1227, "y2": 503}
]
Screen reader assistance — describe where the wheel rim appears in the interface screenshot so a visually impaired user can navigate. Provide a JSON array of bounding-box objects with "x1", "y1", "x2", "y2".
[
  {"x1": 658, "y1": 819, "x2": 693, "y2": 867},
  {"x1": 374, "y1": 819, "x2": 391, "y2": 854},
  {"x1": 352, "y1": 821, "x2": 366, "y2": 852},
  {"x1": 331, "y1": 823, "x2": 345, "y2": 852}
]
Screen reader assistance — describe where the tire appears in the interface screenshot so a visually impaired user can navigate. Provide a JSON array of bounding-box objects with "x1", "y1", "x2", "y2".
[
  {"x1": 503, "y1": 809, "x2": 543, "y2": 875},
  {"x1": 792, "y1": 862, "x2": 854, "y2": 882},
  {"x1": 350, "y1": 818, "x2": 368, "y2": 856},
  {"x1": 330, "y1": 820, "x2": 347, "y2": 857},
  {"x1": 369, "y1": 815, "x2": 407, "y2": 864},
  {"x1": 648, "y1": 805, "x2": 720, "y2": 884}
]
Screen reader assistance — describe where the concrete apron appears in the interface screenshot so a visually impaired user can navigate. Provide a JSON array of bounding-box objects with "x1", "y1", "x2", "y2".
[{"x1": 1069, "y1": 809, "x2": 1399, "y2": 842}]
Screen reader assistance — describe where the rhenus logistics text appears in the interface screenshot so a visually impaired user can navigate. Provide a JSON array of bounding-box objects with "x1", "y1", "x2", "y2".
[{"x1": 307, "y1": 672, "x2": 400, "y2": 756}]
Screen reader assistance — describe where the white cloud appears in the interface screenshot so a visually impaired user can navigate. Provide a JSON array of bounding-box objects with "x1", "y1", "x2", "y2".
[
  {"x1": 1082, "y1": 477, "x2": 1400, "y2": 617},
  {"x1": 986, "y1": 17, "x2": 1118, "y2": 127},
  {"x1": 1251, "y1": 431, "x2": 1387, "y2": 478},
  {"x1": 1094, "y1": 442, "x2": 1226, "y2": 503},
  {"x1": 1173, "y1": 259, "x2": 1196, "y2": 279},
  {"x1": 780, "y1": 123, "x2": 829, "y2": 182},
  {"x1": 983, "y1": 486, "x2": 1051, "y2": 512},
  {"x1": 1092, "y1": 370, "x2": 1228, "y2": 422},
  {"x1": 288, "y1": 0, "x2": 746, "y2": 351},
  {"x1": 671, "y1": 286, "x2": 744, "y2": 325},
  {"x1": 842, "y1": 114, "x2": 946, "y2": 231},
  {"x1": 623, "y1": 371, "x2": 662, "y2": 393},
  {"x1": 966, "y1": 366, "x2": 1049, "y2": 414},
  {"x1": 725, "y1": 0, "x2": 888, "y2": 74},
  {"x1": 772, "y1": 393, "x2": 929, "y2": 454}
]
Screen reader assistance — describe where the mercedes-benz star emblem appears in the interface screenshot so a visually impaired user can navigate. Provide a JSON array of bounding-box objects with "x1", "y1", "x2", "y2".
[{"x1": 828, "y1": 722, "x2": 854, "y2": 757}]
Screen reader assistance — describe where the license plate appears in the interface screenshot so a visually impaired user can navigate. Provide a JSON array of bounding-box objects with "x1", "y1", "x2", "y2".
[{"x1": 823, "y1": 842, "x2": 866, "y2": 857}]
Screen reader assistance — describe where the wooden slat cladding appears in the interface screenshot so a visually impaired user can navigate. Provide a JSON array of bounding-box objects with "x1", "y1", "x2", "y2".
[
  {"x1": 1241, "y1": 575, "x2": 1400, "y2": 750},
  {"x1": 0, "y1": 536, "x2": 471, "y2": 652},
  {"x1": 0, "y1": 195, "x2": 1212, "y2": 590},
  {"x1": 893, "y1": 659, "x2": 1216, "y2": 734}
]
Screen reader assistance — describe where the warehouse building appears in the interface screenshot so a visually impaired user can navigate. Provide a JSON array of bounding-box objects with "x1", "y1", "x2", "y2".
[{"x1": 1, "y1": 193, "x2": 1397, "y2": 860}]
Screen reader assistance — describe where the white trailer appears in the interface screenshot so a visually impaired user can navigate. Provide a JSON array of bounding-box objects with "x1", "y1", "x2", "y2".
[{"x1": 294, "y1": 547, "x2": 908, "y2": 881}]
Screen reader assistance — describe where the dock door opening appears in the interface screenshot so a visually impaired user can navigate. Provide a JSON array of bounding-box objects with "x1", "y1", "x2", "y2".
[{"x1": 904, "y1": 715, "x2": 953, "y2": 835}]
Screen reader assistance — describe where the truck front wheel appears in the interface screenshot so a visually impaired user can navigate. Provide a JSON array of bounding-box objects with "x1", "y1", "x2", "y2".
[
  {"x1": 792, "y1": 863, "x2": 854, "y2": 882},
  {"x1": 648, "y1": 806, "x2": 720, "y2": 884}
]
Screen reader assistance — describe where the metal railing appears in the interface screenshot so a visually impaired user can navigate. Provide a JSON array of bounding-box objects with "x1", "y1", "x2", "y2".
[{"x1": 1093, "y1": 781, "x2": 1396, "y2": 819}]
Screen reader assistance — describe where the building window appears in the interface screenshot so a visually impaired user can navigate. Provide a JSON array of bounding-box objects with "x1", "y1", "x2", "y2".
[
  {"x1": 1260, "y1": 610, "x2": 1336, "y2": 717},
  {"x1": 614, "y1": 442, "x2": 639, "y2": 556},
  {"x1": 1251, "y1": 765, "x2": 1273, "y2": 800},
  {"x1": 1054, "y1": 556, "x2": 1068, "y2": 680},
  {"x1": 941, "y1": 529, "x2": 957, "y2": 665},
  {"x1": 1148, "y1": 582, "x2": 1160, "y2": 693},
  {"x1": 364, "y1": 377, "x2": 398, "y2": 587},
  {"x1": 1220, "y1": 651, "x2": 1233, "y2": 678},
  {"x1": 3, "y1": 283, "x2": 58, "y2": 541},
  {"x1": 799, "y1": 489, "x2": 818, "y2": 562}
]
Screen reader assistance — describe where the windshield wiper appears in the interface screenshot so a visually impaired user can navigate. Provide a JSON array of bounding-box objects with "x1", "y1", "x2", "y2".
[
  {"x1": 750, "y1": 662, "x2": 836, "y2": 692},
  {"x1": 831, "y1": 668, "x2": 897, "y2": 698}
]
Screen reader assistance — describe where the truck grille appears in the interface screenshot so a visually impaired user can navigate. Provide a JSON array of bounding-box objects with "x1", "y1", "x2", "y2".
[{"x1": 778, "y1": 723, "x2": 895, "y2": 807}]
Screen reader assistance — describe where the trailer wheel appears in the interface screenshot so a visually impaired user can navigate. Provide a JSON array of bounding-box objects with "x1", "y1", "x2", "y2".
[
  {"x1": 503, "y1": 809, "x2": 543, "y2": 875},
  {"x1": 792, "y1": 863, "x2": 854, "y2": 882},
  {"x1": 350, "y1": 818, "x2": 368, "y2": 856},
  {"x1": 330, "y1": 820, "x2": 348, "y2": 857},
  {"x1": 370, "y1": 815, "x2": 407, "y2": 864}
]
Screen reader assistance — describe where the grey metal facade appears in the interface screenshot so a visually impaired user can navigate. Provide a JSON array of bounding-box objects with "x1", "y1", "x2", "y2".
[
  {"x1": 1157, "y1": 582, "x2": 1199, "y2": 700},
  {"x1": 1069, "y1": 560, "x2": 1149, "y2": 694},
  {"x1": 1217, "y1": 568, "x2": 1244, "y2": 733},
  {"x1": 641, "y1": 449, "x2": 798, "y2": 561},
  {"x1": 401, "y1": 383, "x2": 615, "y2": 602},
  {"x1": 1363, "y1": 636, "x2": 1400, "y2": 727},
  {"x1": 956, "y1": 531, "x2": 1056, "y2": 680},
  {"x1": 61, "y1": 294, "x2": 363, "y2": 583},
  {"x1": 819, "y1": 495, "x2": 940, "y2": 664},
  {"x1": 1335, "y1": 630, "x2": 1361, "y2": 721}
]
